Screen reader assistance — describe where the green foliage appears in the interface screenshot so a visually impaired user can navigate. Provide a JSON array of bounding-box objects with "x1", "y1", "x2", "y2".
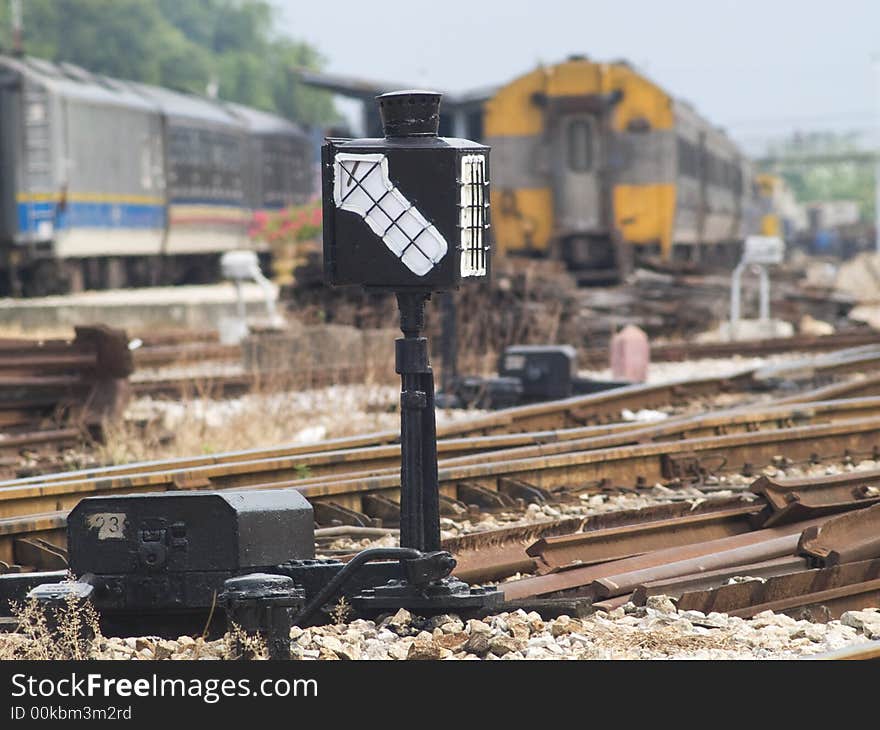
[
  {"x1": 763, "y1": 131, "x2": 876, "y2": 222},
  {"x1": 0, "y1": 0, "x2": 336, "y2": 126}
]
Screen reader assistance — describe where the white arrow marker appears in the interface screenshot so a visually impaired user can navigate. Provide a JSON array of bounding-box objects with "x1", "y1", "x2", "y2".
[{"x1": 333, "y1": 152, "x2": 448, "y2": 276}]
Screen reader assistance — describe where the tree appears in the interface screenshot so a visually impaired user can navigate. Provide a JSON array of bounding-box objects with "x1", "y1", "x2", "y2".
[
  {"x1": 0, "y1": 0, "x2": 336, "y2": 126},
  {"x1": 762, "y1": 131, "x2": 876, "y2": 223}
]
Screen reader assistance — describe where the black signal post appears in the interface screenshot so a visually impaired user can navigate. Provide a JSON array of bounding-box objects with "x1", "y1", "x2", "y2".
[
  {"x1": 322, "y1": 90, "x2": 501, "y2": 613},
  {"x1": 395, "y1": 289, "x2": 440, "y2": 552}
]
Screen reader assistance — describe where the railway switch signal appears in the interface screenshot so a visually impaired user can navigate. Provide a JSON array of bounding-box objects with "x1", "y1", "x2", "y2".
[{"x1": 321, "y1": 90, "x2": 501, "y2": 614}]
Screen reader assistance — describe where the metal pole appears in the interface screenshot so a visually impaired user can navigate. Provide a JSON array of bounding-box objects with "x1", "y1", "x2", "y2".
[
  {"x1": 234, "y1": 280, "x2": 246, "y2": 321},
  {"x1": 395, "y1": 292, "x2": 440, "y2": 553},
  {"x1": 439, "y1": 291, "x2": 457, "y2": 393},
  {"x1": 758, "y1": 265, "x2": 770, "y2": 322},
  {"x1": 730, "y1": 261, "x2": 745, "y2": 340}
]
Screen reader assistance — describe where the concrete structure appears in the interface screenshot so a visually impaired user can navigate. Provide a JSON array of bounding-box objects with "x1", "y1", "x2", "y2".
[{"x1": 0, "y1": 283, "x2": 279, "y2": 333}]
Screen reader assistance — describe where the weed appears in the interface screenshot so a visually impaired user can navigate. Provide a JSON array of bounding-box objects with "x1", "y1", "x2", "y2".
[{"x1": 0, "y1": 579, "x2": 102, "y2": 660}]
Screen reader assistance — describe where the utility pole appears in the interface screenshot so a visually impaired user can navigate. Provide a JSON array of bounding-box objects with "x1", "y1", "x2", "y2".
[
  {"x1": 874, "y1": 54, "x2": 880, "y2": 253},
  {"x1": 10, "y1": 0, "x2": 22, "y2": 56}
]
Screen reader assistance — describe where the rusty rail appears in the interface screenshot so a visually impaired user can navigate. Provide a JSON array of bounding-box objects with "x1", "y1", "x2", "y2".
[
  {"x1": 810, "y1": 640, "x2": 880, "y2": 660},
  {"x1": 11, "y1": 394, "x2": 879, "y2": 499},
  {"x1": 798, "y1": 504, "x2": 880, "y2": 567},
  {"x1": 0, "y1": 326, "x2": 131, "y2": 473},
  {"x1": 675, "y1": 559, "x2": 880, "y2": 620},
  {"x1": 526, "y1": 501, "x2": 762, "y2": 571},
  {"x1": 752, "y1": 470, "x2": 880, "y2": 527},
  {"x1": 580, "y1": 330, "x2": 880, "y2": 368},
  {"x1": 501, "y1": 515, "x2": 833, "y2": 601}
]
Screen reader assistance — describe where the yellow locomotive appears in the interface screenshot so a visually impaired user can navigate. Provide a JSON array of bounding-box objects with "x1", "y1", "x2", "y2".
[
  {"x1": 301, "y1": 56, "x2": 759, "y2": 282},
  {"x1": 486, "y1": 56, "x2": 754, "y2": 281}
]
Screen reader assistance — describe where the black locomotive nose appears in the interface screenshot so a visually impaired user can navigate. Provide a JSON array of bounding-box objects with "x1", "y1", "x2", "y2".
[{"x1": 376, "y1": 89, "x2": 442, "y2": 137}]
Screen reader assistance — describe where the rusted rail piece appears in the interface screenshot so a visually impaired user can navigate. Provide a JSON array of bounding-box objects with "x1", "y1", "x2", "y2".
[
  {"x1": 501, "y1": 516, "x2": 831, "y2": 601},
  {"x1": 590, "y1": 534, "x2": 802, "y2": 600},
  {"x1": 132, "y1": 342, "x2": 241, "y2": 369},
  {"x1": 521, "y1": 479, "x2": 880, "y2": 620},
  {"x1": 449, "y1": 497, "x2": 757, "y2": 583},
  {"x1": 0, "y1": 326, "x2": 131, "y2": 472},
  {"x1": 527, "y1": 501, "x2": 763, "y2": 571},
  {"x1": 675, "y1": 559, "x2": 880, "y2": 621},
  {"x1": 810, "y1": 640, "x2": 880, "y2": 660},
  {"x1": 798, "y1": 504, "x2": 880, "y2": 567},
  {"x1": 0, "y1": 326, "x2": 131, "y2": 427},
  {"x1": 752, "y1": 470, "x2": 880, "y2": 527},
  {"x1": 630, "y1": 555, "x2": 810, "y2": 604}
]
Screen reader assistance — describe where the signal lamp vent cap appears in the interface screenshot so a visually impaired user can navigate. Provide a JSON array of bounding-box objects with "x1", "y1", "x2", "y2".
[{"x1": 377, "y1": 90, "x2": 442, "y2": 137}]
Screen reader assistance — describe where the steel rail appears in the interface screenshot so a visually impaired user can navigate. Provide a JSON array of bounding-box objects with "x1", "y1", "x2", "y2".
[
  {"x1": 2, "y1": 414, "x2": 878, "y2": 568},
  {"x1": 0, "y1": 369, "x2": 763, "y2": 490},
  {"x1": 676, "y1": 559, "x2": 880, "y2": 620},
  {"x1": 810, "y1": 640, "x2": 880, "y2": 660},
  {"x1": 500, "y1": 515, "x2": 841, "y2": 601},
  {"x1": 526, "y1": 502, "x2": 763, "y2": 571},
  {"x1": 752, "y1": 470, "x2": 880, "y2": 527},
  {"x1": 580, "y1": 330, "x2": 880, "y2": 367},
  {"x1": 10, "y1": 394, "x2": 878, "y2": 517},
  {"x1": 1, "y1": 403, "x2": 877, "y2": 531}
]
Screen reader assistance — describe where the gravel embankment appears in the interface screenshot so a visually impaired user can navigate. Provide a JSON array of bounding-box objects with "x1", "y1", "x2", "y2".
[{"x1": 73, "y1": 604, "x2": 880, "y2": 661}]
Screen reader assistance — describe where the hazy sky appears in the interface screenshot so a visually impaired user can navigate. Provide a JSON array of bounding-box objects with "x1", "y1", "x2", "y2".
[{"x1": 279, "y1": 0, "x2": 880, "y2": 152}]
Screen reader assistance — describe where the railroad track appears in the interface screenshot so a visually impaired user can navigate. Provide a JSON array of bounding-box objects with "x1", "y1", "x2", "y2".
[
  {"x1": 2, "y1": 393, "x2": 880, "y2": 569},
  {"x1": 129, "y1": 327, "x2": 880, "y2": 403},
  {"x1": 135, "y1": 326, "x2": 880, "y2": 373},
  {"x1": 8, "y1": 356, "x2": 880, "y2": 495},
  {"x1": 0, "y1": 326, "x2": 131, "y2": 476},
  {"x1": 580, "y1": 328, "x2": 880, "y2": 367},
  {"x1": 1, "y1": 346, "x2": 879, "y2": 510},
  {"x1": 497, "y1": 474, "x2": 880, "y2": 624},
  {"x1": 3, "y1": 337, "x2": 880, "y2": 627}
]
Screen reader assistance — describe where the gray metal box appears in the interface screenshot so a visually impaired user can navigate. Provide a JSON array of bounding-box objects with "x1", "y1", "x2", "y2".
[{"x1": 499, "y1": 345, "x2": 578, "y2": 401}]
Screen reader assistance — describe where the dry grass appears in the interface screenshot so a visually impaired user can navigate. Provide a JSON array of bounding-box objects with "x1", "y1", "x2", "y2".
[
  {"x1": 572, "y1": 622, "x2": 739, "y2": 659},
  {"x1": 0, "y1": 586, "x2": 103, "y2": 660},
  {"x1": 95, "y1": 377, "x2": 402, "y2": 464},
  {"x1": 329, "y1": 597, "x2": 353, "y2": 624},
  {"x1": 0, "y1": 584, "x2": 272, "y2": 661},
  {"x1": 223, "y1": 623, "x2": 268, "y2": 660}
]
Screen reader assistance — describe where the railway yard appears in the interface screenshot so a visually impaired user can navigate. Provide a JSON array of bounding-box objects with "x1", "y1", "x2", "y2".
[
  {"x1": 1, "y1": 8, "x2": 879, "y2": 725},
  {"x1": 3, "y1": 270, "x2": 880, "y2": 661}
]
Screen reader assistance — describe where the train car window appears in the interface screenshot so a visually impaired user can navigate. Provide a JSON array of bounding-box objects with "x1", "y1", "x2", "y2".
[
  {"x1": 567, "y1": 118, "x2": 593, "y2": 172},
  {"x1": 677, "y1": 137, "x2": 690, "y2": 177}
]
